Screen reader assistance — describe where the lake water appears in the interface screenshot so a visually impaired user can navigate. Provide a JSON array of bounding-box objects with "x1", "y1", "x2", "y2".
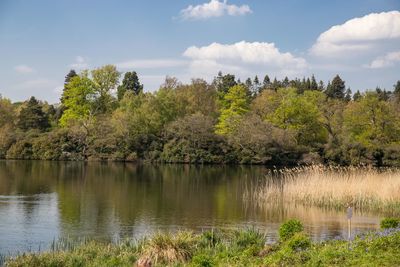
[{"x1": 0, "y1": 160, "x2": 381, "y2": 255}]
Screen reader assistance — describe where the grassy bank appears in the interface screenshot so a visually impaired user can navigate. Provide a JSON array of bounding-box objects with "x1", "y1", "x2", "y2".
[
  {"x1": 253, "y1": 165, "x2": 400, "y2": 215},
  {"x1": 4, "y1": 221, "x2": 400, "y2": 267}
]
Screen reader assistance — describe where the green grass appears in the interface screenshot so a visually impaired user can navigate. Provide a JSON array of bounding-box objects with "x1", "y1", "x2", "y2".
[{"x1": 5, "y1": 226, "x2": 400, "y2": 267}]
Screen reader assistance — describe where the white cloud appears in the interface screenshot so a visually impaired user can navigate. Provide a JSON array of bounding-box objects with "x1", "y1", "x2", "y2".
[
  {"x1": 180, "y1": 0, "x2": 252, "y2": 20},
  {"x1": 310, "y1": 11, "x2": 400, "y2": 57},
  {"x1": 183, "y1": 41, "x2": 307, "y2": 77},
  {"x1": 14, "y1": 64, "x2": 34, "y2": 74},
  {"x1": 70, "y1": 56, "x2": 88, "y2": 69},
  {"x1": 115, "y1": 59, "x2": 187, "y2": 69},
  {"x1": 366, "y1": 50, "x2": 400, "y2": 68}
]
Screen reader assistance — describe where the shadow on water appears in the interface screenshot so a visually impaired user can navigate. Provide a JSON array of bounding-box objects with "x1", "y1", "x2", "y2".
[{"x1": 0, "y1": 160, "x2": 382, "y2": 255}]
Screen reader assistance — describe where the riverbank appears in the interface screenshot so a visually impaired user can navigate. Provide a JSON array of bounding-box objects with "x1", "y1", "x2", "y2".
[{"x1": 5, "y1": 220, "x2": 400, "y2": 267}]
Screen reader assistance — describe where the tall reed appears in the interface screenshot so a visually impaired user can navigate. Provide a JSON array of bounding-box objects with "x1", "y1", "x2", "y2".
[{"x1": 253, "y1": 165, "x2": 400, "y2": 214}]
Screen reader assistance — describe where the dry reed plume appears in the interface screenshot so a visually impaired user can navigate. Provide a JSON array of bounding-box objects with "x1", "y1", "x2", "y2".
[{"x1": 254, "y1": 165, "x2": 400, "y2": 214}]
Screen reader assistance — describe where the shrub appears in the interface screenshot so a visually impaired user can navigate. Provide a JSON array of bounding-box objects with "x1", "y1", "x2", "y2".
[
  {"x1": 140, "y1": 232, "x2": 196, "y2": 265},
  {"x1": 199, "y1": 230, "x2": 221, "y2": 249},
  {"x1": 380, "y1": 218, "x2": 400, "y2": 229},
  {"x1": 286, "y1": 232, "x2": 311, "y2": 251},
  {"x1": 232, "y1": 228, "x2": 265, "y2": 250},
  {"x1": 279, "y1": 219, "x2": 304, "y2": 241}
]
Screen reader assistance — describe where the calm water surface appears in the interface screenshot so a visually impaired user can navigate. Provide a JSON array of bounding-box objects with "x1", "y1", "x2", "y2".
[{"x1": 0, "y1": 160, "x2": 381, "y2": 255}]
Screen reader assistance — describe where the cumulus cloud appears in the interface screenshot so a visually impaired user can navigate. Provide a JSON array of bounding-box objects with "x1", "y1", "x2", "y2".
[
  {"x1": 115, "y1": 59, "x2": 187, "y2": 69},
  {"x1": 183, "y1": 41, "x2": 307, "y2": 77},
  {"x1": 14, "y1": 64, "x2": 34, "y2": 74},
  {"x1": 310, "y1": 11, "x2": 400, "y2": 57},
  {"x1": 366, "y1": 50, "x2": 400, "y2": 68},
  {"x1": 70, "y1": 56, "x2": 88, "y2": 69},
  {"x1": 179, "y1": 0, "x2": 252, "y2": 20}
]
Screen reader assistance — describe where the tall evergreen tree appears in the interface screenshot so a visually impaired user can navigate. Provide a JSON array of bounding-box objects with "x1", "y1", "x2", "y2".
[
  {"x1": 305, "y1": 78, "x2": 311, "y2": 91},
  {"x1": 61, "y1": 69, "x2": 77, "y2": 105},
  {"x1": 213, "y1": 72, "x2": 237, "y2": 97},
  {"x1": 17, "y1": 97, "x2": 50, "y2": 131},
  {"x1": 310, "y1": 75, "x2": 318, "y2": 90},
  {"x1": 394, "y1": 80, "x2": 400, "y2": 96},
  {"x1": 318, "y1": 80, "x2": 325, "y2": 91},
  {"x1": 325, "y1": 75, "x2": 346, "y2": 99},
  {"x1": 117, "y1": 71, "x2": 143, "y2": 100},
  {"x1": 345, "y1": 88, "x2": 352, "y2": 102},
  {"x1": 282, "y1": 76, "x2": 289, "y2": 88},
  {"x1": 353, "y1": 90, "x2": 362, "y2": 101}
]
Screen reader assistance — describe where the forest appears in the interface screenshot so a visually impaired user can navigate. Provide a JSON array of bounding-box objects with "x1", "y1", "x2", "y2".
[{"x1": 1, "y1": 64, "x2": 400, "y2": 166}]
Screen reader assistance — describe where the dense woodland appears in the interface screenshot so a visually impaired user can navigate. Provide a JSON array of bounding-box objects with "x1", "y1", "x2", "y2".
[{"x1": 1, "y1": 65, "x2": 400, "y2": 166}]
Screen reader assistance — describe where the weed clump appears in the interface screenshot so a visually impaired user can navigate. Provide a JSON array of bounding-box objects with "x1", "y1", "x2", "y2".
[{"x1": 279, "y1": 219, "x2": 304, "y2": 241}]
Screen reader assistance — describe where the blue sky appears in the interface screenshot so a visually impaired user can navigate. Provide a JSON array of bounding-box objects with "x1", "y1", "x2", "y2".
[{"x1": 0, "y1": 0, "x2": 399, "y2": 103}]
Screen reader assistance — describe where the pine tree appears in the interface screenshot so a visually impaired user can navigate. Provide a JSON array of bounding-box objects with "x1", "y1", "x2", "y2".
[
  {"x1": 344, "y1": 88, "x2": 352, "y2": 102},
  {"x1": 282, "y1": 76, "x2": 289, "y2": 88},
  {"x1": 213, "y1": 72, "x2": 237, "y2": 97},
  {"x1": 253, "y1": 75, "x2": 260, "y2": 95},
  {"x1": 61, "y1": 70, "x2": 77, "y2": 105},
  {"x1": 305, "y1": 78, "x2": 311, "y2": 91},
  {"x1": 353, "y1": 90, "x2": 362, "y2": 101},
  {"x1": 325, "y1": 75, "x2": 345, "y2": 99},
  {"x1": 262, "y1": 74, "x2": 271, "y2": 92},
  {"x1": 318, "y1": 80, "x2": 325, "y2": 91},
  {"x1": 117, "y1": 71, "x2": 143, "y2": 100},
  {"x1": 394, "y1": 80, "x2": 400, "y2": 96},
  {"x1": 17, "y1": 97, "x2": 50, "y2": 131},
  {"x1": 310, "y1": 75, "x2": 318, "y2": 90}
]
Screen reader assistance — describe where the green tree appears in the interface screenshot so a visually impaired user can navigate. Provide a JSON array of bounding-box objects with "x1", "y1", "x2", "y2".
[
  {"x1": 215, "y1": 84, "x2": 250, "y2": 135},
  {"x1": 266, "y1": 89, "x2": 327, "y2": 146},
  {"x1": 0, "y1": 96, "x2": 14, "y2": 127},
  {"x1": 310, "y1": 75, "x2": 318, "y2": 90},
  {"x1": 213, "y1": 72, "x2": 237, "y2": 97},
  {"x1": 117, "y1": 71, "x2": 143, "y2": 101},
  {"x1": 325, "y1": 75, "x2": 345, "y2": 99},
  {"x1": 91, "y1": 65, "x2": 120, "y2": 113},
  {"x1": 17, "y1": 97, "x2": 50, "y2": 131},
  {"x1": 61, "y1": 69, "x2": 77, "y2": 106},
  {"x1": 394, "y1": 80, "x2": 400, "y2": 95},
  {"x1": 353, "y1": 90, "x2": 362, "y2": 101},
  {"x1": 343, "y1": 92, "x2": 400, "y2": 165},
  {"x1": 59, "y1": 74, "x2": 96, "y2": 127}
]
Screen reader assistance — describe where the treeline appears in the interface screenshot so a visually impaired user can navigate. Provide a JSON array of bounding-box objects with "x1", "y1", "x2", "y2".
[{"x1": 1, "y1": 65, "x2": 400, "y2": 166}]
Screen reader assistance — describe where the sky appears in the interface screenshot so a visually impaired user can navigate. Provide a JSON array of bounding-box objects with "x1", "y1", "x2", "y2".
[{"x1": 0, "y1": 0, "x2": 399, "y2": 103}]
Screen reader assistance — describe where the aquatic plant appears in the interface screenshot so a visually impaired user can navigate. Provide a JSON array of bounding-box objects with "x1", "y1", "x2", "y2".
[{"x1": 253, "y1": 165, "x2": 400, "y2": 214}]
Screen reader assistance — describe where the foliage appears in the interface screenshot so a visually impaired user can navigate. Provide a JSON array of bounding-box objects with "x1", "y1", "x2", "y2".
[
  {"x1": 215, "y1": 84, "x2": 250, "y2": 135},
  {"x1": 381, "y1": 218, "x2": 400, "y2": 229},
  {"x1": 278, "y1": 219, "x2": 304, "y2": 241},
  {"x1": 1, "y1": 66, "x2": 400, "y2": 166},
  {"x1": 117, "y1": 71, "x2": 143, "y2": 100},
  {"x1": 17, "y1": 97, "x2": 50, "y2": 131}
]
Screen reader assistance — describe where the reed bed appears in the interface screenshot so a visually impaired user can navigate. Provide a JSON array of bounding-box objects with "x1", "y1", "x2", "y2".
[{"x1": 253, "y1": 165, "x2": 400, "y2": 214}]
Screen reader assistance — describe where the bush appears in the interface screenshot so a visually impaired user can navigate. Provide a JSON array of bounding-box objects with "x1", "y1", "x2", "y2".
[
  {"x1": 381, "y1": 218, "x2": 400, "y2": 229},
  {"x1": 286, "y1": 232, "x2": 311, "y2": 251},
  {"x1": 279, "y1": 219, "x2": 304, "y2": 241},
  {"x1": 232, "y1": 228, "x2": 265, "y2": 250},
  {"x1": 199, "y1": 230, "x2": 221, "y2": 249}
]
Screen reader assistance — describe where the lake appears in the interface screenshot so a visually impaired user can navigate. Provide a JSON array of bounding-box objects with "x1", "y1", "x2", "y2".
[{"x1": 0, "y1": 160, "x2": 381, "y2": 255}]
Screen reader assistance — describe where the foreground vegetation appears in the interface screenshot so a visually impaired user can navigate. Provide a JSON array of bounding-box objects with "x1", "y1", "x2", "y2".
[
  {"x1": 252, "y1": 165, "x2": 400, "y2": 215},
  {"x1": 1, "y1": 66, "x2": 400, "y2": 166},
  {"x1": 5, "y1": 219, "x2": 400, "y2": 266}
]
